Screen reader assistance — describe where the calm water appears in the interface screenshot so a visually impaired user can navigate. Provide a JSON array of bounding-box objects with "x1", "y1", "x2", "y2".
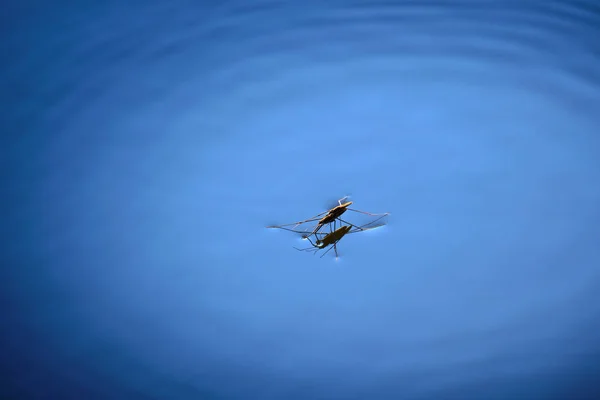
[{"x1": 3, "y1": 1, "x2": 600, "y2": 399}]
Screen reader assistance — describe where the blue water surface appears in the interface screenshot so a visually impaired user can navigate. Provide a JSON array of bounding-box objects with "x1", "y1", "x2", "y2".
[{"x1": 3, "y1": 1, "x2": 600, "y2": 399}]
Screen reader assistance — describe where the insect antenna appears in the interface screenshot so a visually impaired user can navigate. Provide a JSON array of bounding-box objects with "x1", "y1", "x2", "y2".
[{"x1": 324, "y1": 195, "x2": 351, "y2": 210}]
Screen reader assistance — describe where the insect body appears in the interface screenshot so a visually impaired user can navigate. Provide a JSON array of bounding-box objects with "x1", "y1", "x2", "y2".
[
  {"x1": 316, "y1": 198, "x2": 353, "y2": 228},
  {"x1": 314, "y1": 225, "x2": 352, "y2": 248}
]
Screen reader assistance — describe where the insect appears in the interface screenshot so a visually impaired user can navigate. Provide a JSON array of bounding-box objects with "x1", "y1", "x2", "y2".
[
  {"x1": 293, "y1": 218, "x2": 386, "y2": 259},
  {"x1": 266, "y1": 196, "x2": 389, "y2": 240},
  {"x1": 266, "y1": 197, "x2": 389, "y2": 258}
]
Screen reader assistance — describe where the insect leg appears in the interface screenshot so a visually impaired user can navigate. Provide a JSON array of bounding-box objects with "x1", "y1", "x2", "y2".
[
  {"x1": 309, "y1": 223, "x2": 324, "y2": 237},
  {"x1": 337, "y1": 217, "x2": 360, "y2": 230},
  {"x1": 293, "y1": 245, "x2": 318, "y2": 252},
  {"x1": 304, "y1": 234, "x2": 318, "y2": 247},
  {"x1": 347, "y1": 208, "x2": 389, "y2": 216},
  {"x1": 340, "y1": 214, "x2": 389, "y2": 232},
  {"x1": 320, "y1": 244, "x2": 335, "y2": 258},
  {"x1": 295, "y1": 234, "x2": 323, "y2": 253}
]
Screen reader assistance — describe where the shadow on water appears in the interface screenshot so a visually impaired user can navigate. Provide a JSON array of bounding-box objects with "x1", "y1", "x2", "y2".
[{"x1": 3, "y1": 1, "x2": 600, "y2": 399}]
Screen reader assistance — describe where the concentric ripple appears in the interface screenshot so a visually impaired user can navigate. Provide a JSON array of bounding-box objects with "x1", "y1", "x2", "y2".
[{"x1": 3, "y1": 1, "x2": 600, "y2": 399}]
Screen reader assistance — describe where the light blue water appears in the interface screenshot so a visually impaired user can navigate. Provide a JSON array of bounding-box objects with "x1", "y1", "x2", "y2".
[{"x1": 3, "y1": 1, "x2": 600, "y2": 399}]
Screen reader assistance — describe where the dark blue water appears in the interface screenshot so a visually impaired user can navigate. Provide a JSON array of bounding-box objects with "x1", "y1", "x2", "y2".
[{"x1": 3, "y1": 1, "x2": 600, "y2": 399}]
